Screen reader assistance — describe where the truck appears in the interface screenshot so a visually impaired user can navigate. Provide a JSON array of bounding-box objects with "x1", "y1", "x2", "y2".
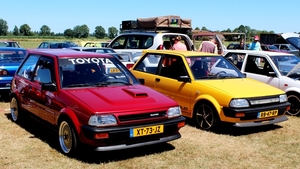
[{"x1": 260, "y1": 32, "x2": 300, "y2": 56}]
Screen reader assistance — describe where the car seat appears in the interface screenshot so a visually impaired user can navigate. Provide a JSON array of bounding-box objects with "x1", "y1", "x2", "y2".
[
  {"x1": 245, "y1": 58, "x2": 260, "y2": 74},
  {"x1": 191, "y1": 60, "x2": 208, "y2": 79},
  {"x1": 75, "y1": 64, "x2": 104, "y2": 83},
  {"x1": 167, "y1": 59, "x2": 186, "y2": 79},
  {"x1": 163, "y1": 41, "x2": 172, "y2": 50}
]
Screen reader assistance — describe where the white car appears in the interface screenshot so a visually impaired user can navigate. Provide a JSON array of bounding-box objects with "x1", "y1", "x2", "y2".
[
  {"x1": 107, "y1": 15, "x2": 196, "y2": 61},
  {"x1": 107, "y1": 32, "x2": 195, "y2": 61},
  {"x1": 69, "y1": 47, "x2": 135, "y2": 75},
  {"x1": 224, "y1": 50, "x2": 300, "y2": 116}
]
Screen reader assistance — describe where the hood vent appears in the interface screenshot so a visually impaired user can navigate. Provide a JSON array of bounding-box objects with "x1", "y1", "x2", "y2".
[{"x1": 122, "y1": 88, "x2": 148, "y2": 98}]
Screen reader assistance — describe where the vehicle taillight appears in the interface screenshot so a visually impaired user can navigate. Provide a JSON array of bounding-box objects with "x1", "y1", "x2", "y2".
[
  {"x1": 157, "y1": 44, "x2": 163, "y2": 50},
  {"x1": 0, "y1": 69, "x2": 9, "y2": 75},
  {"x1": 126, "y1": 63, "x2": 134, "y2": 69}
]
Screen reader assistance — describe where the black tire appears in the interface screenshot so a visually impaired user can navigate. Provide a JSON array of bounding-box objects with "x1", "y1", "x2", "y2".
[
  {"x1": 193, "y1": 102, "x2": 220, "y2": 131},
  {"x1": 287, "y1": 94, "x2": 300, "y2": 116},
  {"x1": 58, "y1": 120, "x2": 79, "y2": 155},
  {"x1": 10, "y1": 97, "x2": 22, "y2": 123}
]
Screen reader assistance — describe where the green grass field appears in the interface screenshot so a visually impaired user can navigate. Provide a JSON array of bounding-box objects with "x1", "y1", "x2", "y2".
[
  {"x1": 1, "y1": 38, "x2": 300, "y2": 169},
  {"x1": 1, "y1": 105, "x2": 300, "y2": 169},
  {"x1": 16, "y1": 39, "x2": 233, "y2": 49}
]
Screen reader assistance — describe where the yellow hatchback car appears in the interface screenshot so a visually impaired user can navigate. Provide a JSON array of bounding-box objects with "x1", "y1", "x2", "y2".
[{"x1": 131, "y1": 50, "x2": 290, "y2": 131}]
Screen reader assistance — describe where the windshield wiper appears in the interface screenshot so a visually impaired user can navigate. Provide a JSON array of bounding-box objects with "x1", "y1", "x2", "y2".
[
  {"x1": 94, "y1": 80, "x2": 131, "y2": 86},
  {"x1": 196, "y1": 76, "x2": 214, "y2": 79},
  {"x1": 64, "y1": 83, "x2": 93, "y2": 88},
  {"x1": 214, "y1": 75, "x2": 239, "y2": 79}
]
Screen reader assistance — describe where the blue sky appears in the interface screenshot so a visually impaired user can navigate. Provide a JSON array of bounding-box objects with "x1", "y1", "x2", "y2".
[{"x1": 1, "y1": 0, "x2": 299, "y2": 34}]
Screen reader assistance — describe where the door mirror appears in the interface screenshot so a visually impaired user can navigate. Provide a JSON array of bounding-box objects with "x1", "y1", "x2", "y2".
[
  {"x1": 41, "y1": 83, "x2": 57, "y2": 91},
  {"x1": 178, "y1": 76, "x2": 190, "y2": 82},
  {"x1": 138, "y1": 78, "x2": 145, "y2": 85},
  {"x1": 267, "y1": 72, "x2": 277, "y2": 77}
]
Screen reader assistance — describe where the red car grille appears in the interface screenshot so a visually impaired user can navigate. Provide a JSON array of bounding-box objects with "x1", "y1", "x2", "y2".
[{"x1": 118, "y1": 111, "x2": 167, "y2": 122}]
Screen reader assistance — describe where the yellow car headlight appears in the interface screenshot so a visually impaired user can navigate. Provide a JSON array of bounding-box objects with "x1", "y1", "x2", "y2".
[{"x1": 230, "y1": 99, "x2": 249, "y2": 108}]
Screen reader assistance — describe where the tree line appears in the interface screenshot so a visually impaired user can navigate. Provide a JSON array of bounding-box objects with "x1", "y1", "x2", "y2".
[
  {"x1": 0, "y1": 18, "x2": 118, "y2": 39},
  {"x1": 0, "y1": 18, "x2": 298, "y2": 40},
  {"x1": 195, "y1": 26, "x2": 278, "y2": 41}
]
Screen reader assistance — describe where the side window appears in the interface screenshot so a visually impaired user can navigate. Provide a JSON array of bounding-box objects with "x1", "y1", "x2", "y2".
[
  {"x1": 261, "y1": 46, "x2": 267, "y2": 50},
  {"x1": 133, "y1": 54, "x2": 161, "y2": 74},
  {"x1": 34, "y1": 57, "x2": 54, "y2": 84},
  {"x1": 143, "y1": 37, "x2": 154, "y2": 48},
  {"x1": 40, "y1": 43, "x2": 48, "y2": 48},
  {"x1": 245, "y1": 55, "x2": 272, "y2": 76},
  {"x1": 17, "y1": 55, "x2": 40, "y2": 80},
  {"x1": 61, "y1": 43, "x2": 68, "y2": 48},
  {"x1": 38, "y1": 43, "x2": 43, "y2": 48},
  {"x1": 262, "y1": 58, "x2": 275, "y2": 76},
  {"x1": 125, "y1": 35, "x2": 154, "y2": 49},
  {"x1": 126, "y1": 36, "x2": 139, "y2": 49},
  {"x1": 225, "y1": 53, "x2": 245, "y2": 70},
  {"x1": 111, "y1": 36, "x2": 126, "y2": 49},
  {"x1": 50, "y1": 44, "x2": 58, "y2": 48},
  {"x1": 282, "y1": 45, "x2": 289, "y2": 50},
  {"x1": 158, "y1": 55, "x2": 187, "y2": 80},
  {"x1": 162, "y1": 35, "x2": 190, "y2": 50}
]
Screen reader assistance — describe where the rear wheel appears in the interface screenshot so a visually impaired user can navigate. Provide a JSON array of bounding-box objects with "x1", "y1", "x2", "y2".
[
  {"x1": 10, "y1": 97, "x2": 22, "y2": 123},
  {"x1": 58, "y1": 120, "x2": 79, "y2": 155},
  {"x1": 194, "y1": 102, "x2": 219, "y2": 131},
  {"x1": 287, "y1": 94, "x2": 300, "y2": 116}
]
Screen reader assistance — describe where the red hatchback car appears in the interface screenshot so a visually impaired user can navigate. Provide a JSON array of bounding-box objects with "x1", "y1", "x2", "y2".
[{"x1": 10, "y1": 49, "x2": 185, "y2": 155}]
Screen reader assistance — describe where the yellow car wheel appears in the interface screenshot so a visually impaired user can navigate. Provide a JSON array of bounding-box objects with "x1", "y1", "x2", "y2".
[{"x1": 194, "y1": 102, "x2": 219, "y2": 131}]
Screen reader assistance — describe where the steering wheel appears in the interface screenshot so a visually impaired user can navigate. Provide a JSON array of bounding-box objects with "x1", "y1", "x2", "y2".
[
  {"x1": 99, "y1": 74, "x2": 117, "y2": 81},
  {"x1": 215, "y1": 71, "x2": 226, "y2": 77}
]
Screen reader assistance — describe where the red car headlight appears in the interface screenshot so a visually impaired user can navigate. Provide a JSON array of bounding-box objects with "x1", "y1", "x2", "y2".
[
  {"x1": 0, "y1": 69, "x2": 8, "y2": 75},
  {"x1": 88, "y1": 115, "x2": 117, "y2": 127}
]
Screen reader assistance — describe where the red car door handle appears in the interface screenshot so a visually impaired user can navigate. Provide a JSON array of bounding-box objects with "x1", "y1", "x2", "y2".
[{"x1": 155, "y1": 78, "x2": 160, "y2": 82}]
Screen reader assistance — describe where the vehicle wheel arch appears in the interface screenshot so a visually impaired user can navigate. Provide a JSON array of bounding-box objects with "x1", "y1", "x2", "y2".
[
  {"x1": 192, "y1": 98, "x2": 221, "y2": 131},
  {"x1": 192, "y1": 95, "x2": 222, "y2": 118},
  {"x1": 285, "y1": 91, "x2": 300, "y2": 116},
  {"x1": 57, "y1": 115, "x2": 80, "y2": 155},
  {"x1": 286, "y1": 90, "x2": 300, "y2": 97},
  {"x1": 57, "y1": 108, "x2": 81, "y2": 135},
  {"x1": 10, "y1": 94, "x2": 23, "y2": 123},
  {"x1": 10, "y1": 92, "x2": 17, "y2": 99}
]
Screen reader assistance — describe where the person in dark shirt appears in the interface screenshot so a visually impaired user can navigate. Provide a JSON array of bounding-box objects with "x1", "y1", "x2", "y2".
[{"x1": 236, "y1": 38, "x2": 245, "y2": 50}]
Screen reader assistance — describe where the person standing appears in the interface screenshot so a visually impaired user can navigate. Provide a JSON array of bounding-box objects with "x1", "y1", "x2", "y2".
[
  {"x1": 198, "y1": 36, "x2": 218, "y2": 54},
  {"x1": 236, "y1": 38, "x2": 245, "y2": 50},
  {"x1": 248, "y1": 35, "x2": 262, "y2": 51},
  {"x1": 172, "y1": 36, "x2": 187, "y2": 50}
]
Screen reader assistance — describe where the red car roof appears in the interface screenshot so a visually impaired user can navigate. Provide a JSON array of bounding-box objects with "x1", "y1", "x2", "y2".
[{"x1": 26, "y1": 49, "x2": 114, "y2": 58}]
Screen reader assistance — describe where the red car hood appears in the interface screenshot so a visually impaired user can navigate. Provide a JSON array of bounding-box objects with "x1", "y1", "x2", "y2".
[{"x1": 65, "y1": 85, "x2": 177, "y2": 112}]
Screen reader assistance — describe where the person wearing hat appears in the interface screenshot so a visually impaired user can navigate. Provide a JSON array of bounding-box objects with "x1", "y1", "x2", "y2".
[
  {"x1": 172, "y1": 36, "x2": 187, "y2": 50},
  {"x1": 248, "y1": 35, "x2": 262, "y2": 51}
]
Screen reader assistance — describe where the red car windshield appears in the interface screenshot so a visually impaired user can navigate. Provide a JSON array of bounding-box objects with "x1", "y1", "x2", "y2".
[{"x1": 58, "y1": 57, "x2": 138, "y2": 88}]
